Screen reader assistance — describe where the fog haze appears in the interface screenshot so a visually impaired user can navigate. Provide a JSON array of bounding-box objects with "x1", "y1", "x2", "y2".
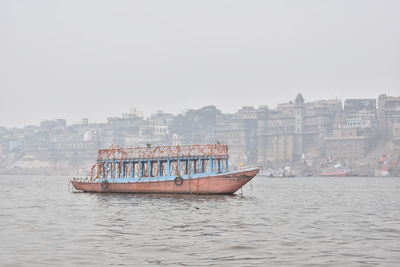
[{"x1": 1, "y1": 0, "x2": 399, "y2": 127}]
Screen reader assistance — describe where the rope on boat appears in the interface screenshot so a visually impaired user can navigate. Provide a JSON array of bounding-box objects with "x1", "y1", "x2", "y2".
[
  {"x1": 97, "y1": 178, "x2": 102, "y2": 193},
  {"x1": 188, "y1": 175, "x2": 192, "y2": 194}
]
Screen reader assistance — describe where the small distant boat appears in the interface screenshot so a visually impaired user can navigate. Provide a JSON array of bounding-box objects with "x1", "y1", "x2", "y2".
[
  {"x1": 319, "y1": 166, "x2": 356, "y2": 177},
  {"x1": 258, "y1": 168, "x2": 296, "y2": 178},
  {"x1": 70, "y1": 144, "x2": 259, "y2": 195}
]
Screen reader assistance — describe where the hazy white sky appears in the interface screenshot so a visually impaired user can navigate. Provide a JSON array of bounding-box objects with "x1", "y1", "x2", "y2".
[{"x1": 1, "y1": 0, "x2": 399, "y2": 127}]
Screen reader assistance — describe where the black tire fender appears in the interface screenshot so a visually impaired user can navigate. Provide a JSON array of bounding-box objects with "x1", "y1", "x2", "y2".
[
  {"x1": 174, "y1": 176, "x2": 183, "y2": 186},
  {"x1": 101, "y1": 179, "x2": 109, "y2": 190}
]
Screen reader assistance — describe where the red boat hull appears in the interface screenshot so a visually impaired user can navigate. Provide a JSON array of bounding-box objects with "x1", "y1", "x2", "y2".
[
  {"x1": 319, "y1": 173, "x2": 351, "y2": 177},
  {"x1": 71, "y1": 168, "x2": 259, "y2": 195},
  {"x1": 319, "y1": 169, "x2": 354, "y2": 177}
]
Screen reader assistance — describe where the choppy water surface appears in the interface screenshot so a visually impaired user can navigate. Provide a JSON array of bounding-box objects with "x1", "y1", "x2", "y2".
[{"x1": 1, "y1": 176, "x2": 400, "y2": 266}]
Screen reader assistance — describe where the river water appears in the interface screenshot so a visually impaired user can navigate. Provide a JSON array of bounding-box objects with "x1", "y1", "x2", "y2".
[{"x1": 1, "y1": 175, "x2": 399, "y2": 266}]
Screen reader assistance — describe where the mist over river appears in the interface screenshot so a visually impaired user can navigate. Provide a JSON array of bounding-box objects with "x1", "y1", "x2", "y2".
[{"x1": 1, "y1": 175, "x2": 399, "y2": 266}]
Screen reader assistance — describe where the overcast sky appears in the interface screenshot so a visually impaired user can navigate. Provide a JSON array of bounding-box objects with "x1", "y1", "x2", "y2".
[{"x1": 0, "y1": 0, "x2": 399, "y2": 127}]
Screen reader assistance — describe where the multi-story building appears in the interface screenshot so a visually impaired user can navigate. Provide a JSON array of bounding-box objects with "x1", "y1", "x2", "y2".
[
  {"x1": 378, "y1": 94, "x2": 400, "y2": 139},
  {"x1": 172, "y1": 105, "x2": 222, "y2": 144},
  {"x1": 256, "y1": 94, "x2": 342, "y2": 165},
  {"x1": 39, "y1": 119, "x2": 67, "y2": 133},
  {"x1": 104, "y1": 113, "x2": 143, "y2": 146},
  {"x1": 215, "y1": 116, "x2": 247, "y2": 167},
  {"x1": 325, "y1": 99, "x2": 378, "y2": 163},
  {"x1": 344, "y1": 99, "x2": 376, "y2": 114},
  {"x1": 149, "y1": 111, "x2": 173, "y2": 135}
]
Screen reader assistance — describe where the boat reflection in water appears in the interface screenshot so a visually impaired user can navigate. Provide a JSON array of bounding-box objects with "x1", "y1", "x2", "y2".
[{"x1": 71, "y1": 144, "x2": 259, "y2": 195}]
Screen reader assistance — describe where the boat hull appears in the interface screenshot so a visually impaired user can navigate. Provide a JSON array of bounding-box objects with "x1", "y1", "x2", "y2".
[
  {"x1": 71, "y1": 168, "x2": 259, "y2": 195},
  {"x1": 319, "y1": 169, "x2": 355, "y2": 177},
  {"x1": 319, "y1": 173, "x2": 352, "y2": 177}
]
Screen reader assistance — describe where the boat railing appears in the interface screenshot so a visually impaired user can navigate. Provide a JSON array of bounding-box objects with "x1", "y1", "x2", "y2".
[
  {"x1": 97, "y1": 144, "x2": 228, "y2": 160},
  {"x1": 89, "y1": 144, "x2": 230, "y2": 180}
]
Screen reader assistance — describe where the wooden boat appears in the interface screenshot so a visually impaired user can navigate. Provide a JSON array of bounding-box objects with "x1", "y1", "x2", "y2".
[
  {"x1": 319, "y1": 167, "x2": 355, "y2": 177},
  {"x1": 258, "y1": 168, "x2": 296, "y2": 178},
  {"x1": 71, "y1": 144, "x2": 259, "y2": 195}
]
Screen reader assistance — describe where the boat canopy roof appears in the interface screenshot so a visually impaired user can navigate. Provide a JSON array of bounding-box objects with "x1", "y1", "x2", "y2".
[{"x1": 97, "y1": 144, "x2": 229, "y2": 161}]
